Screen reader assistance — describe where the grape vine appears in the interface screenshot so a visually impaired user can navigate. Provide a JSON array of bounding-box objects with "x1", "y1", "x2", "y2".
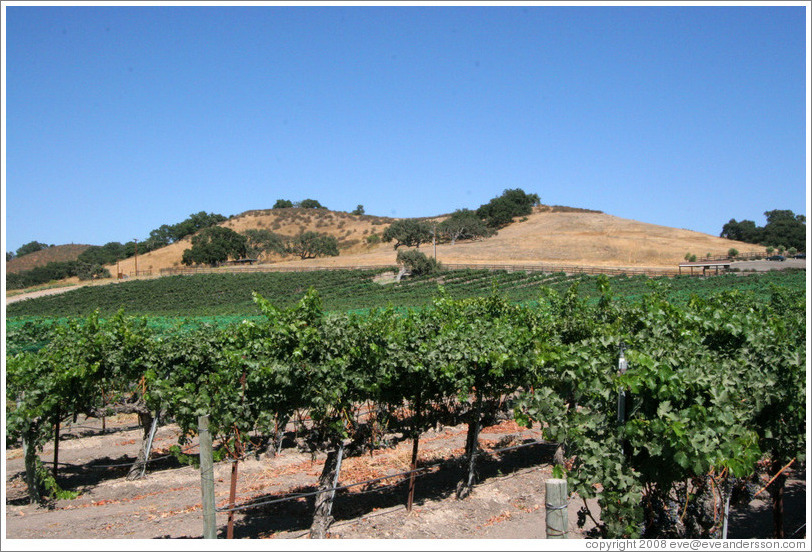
[{"x1": 6, "y1": 279, "x2": 805, "y2": 539}]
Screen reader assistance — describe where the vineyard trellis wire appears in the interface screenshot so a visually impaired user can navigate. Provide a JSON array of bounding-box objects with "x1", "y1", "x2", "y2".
[{"x1": 213, "y1": 437, "x2": 550, "y2": 515}]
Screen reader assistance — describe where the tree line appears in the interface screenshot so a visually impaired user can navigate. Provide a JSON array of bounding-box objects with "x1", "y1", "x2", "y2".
[
  {"x1": 5, "y1": 189, "x2": 541, "y2": 284},
  {"x1": 382, "y1": 188, "x2": 541, "y2": 249},
  {"x1": 721, "y1": 209, "x2": 805, "y2": 252},
  {"x1": 6, "y1": 212, "x2": 229, "y2": 288},
  {"x1": 180, "y1": 189, "x2": 542, "y2": 268},
  {"x1": 180, "y1": 227, "x2": 340, "y2": 266}
]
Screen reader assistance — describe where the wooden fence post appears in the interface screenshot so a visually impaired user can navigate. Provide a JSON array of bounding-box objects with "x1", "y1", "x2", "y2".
[
  {"x1": 198, "y1": 414, "x2": 217, "y2": 539},
  {"x1": 545, "y1": 478, "x2": 568, "y2": 539},
  {"x1": 53, "y1": 407, "x2": 61, "y2": 481},
  {"x1": 407, "y1": 394, "x2": 422, "y2": 512}
]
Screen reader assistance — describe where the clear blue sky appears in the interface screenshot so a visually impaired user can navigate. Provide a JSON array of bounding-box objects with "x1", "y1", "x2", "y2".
[{"x1": 2, "y1": 2, "x2": 809, "y2": 254}]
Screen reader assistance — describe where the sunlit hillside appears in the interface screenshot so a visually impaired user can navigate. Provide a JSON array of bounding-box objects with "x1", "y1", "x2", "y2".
[
  {"x1": 6, "y1": 244, "x2": 93, "y2": 274},
  {"x1": 108, "y1": 206, "x2": 754, "y2": 276}
]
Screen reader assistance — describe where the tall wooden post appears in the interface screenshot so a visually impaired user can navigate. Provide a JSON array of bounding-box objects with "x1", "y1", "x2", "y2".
[
  {"x1": 226, "y1": 458, "x2": 239, "y2": 538},
  {"x1": 198, "y1": 415, "x2": 217, "y2": 539},
  {"x1": 101, "y1": 387, "x2": 107, "y2": 432},
  {"x1": 226, "y1": 437, "x2": 243, "y2": 539},
  {"x1": 545, "y1": 478, "x2": 568, "y2": 538},
  {"x1": 407, "y1": 394, "x2": 422, "y2": 511},
  {"x1": 53, "y1": 407, "x2": 61, "y2": 481}
]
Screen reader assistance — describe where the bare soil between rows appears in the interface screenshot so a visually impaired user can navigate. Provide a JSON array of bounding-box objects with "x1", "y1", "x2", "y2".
[{"x1": 4, "y1": 414, "x2": 807, "y2": 543}]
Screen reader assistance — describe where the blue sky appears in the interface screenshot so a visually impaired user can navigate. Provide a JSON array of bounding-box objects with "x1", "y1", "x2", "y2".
[{"x1": 2, "y1": 2, "x2": 809, "y2": 253}]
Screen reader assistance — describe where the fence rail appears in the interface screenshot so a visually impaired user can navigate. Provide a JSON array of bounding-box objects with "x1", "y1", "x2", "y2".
[
  {"x1": 160, "y1": 263, "x2": 687, "y2": 278},
  {"x1": 441, "y1": 263, "x2": 683, "y2": 277},
  {"x1": 695, "y1": 251, "x2": 766, "y2": 262},
  {"x1": 159, "y1": 265, "x2": 393, "y2": 276}
]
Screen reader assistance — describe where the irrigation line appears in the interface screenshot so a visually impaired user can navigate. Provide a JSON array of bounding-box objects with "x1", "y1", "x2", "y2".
[
  {"x1": 39, "y1": 452, "x2": 179, "y2": 470},
  {"x1": 291, "y1": 504, "x2": 409, "y2": 538},
  {"x1": 35, "y1": 437, "x2": 268, "y2": 472},
  {"x1": 287, "y1": 463, "x2": 548, "y2": 537},
  {"x1": 58, "y1": 422, "x2": 143, "y2": 433},
  {"x1": 38, "y1": 442, "x2": 204, "y2": 470},
  {"x1": 215, "y1": 464, "x2": 442, "y2": 513},
  {"x1": 216, "y1": 438, "x2": 549, "y2": 514}
]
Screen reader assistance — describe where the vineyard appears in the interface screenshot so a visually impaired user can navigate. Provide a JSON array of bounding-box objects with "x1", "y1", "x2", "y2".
[
  {"x1": 5, "y1": 266, "x2": 806, "y2": 318},
  {"x1": 5, "y1": 272, "x2": 806, "y2": 539}
]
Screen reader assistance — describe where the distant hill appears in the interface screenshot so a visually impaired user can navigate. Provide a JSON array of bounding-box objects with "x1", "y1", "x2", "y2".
[
  {"x1": 108, "y1": 205, "x2": 756, "y2": 276},
  {"x1": 6, "y1": 244, "x2": 93, "y2": 274}
]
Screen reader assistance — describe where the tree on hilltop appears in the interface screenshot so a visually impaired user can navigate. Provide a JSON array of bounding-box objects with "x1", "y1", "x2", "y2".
[
  {"x1": 15, "y1": 241, "x2": 52, "y2": 258},
  {"x1": 383, "y1": 220, "x2": 433, "y2": 249},
  {"x1": 476, "y1": 188, "x2": 540, "y2": 228},
  {"x1": 273, "y1": 199, "x2": 294, "y2": 209},
  {"x1": 297, "y1": 199, "x2": 327, "y2": 209}
]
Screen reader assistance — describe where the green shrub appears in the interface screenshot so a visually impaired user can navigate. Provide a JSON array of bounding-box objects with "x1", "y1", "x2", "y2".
[
  {"x1": 396, "y1": 249, "x2": 441, "y2": 276},
  {"x1": 476, "y1": 188, "x2": 540, "y2": 228}
]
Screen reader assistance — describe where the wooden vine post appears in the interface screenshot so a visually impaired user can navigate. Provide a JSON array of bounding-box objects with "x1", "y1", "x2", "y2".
[
  {"x1": 53, "y1": 406, "x2": 61, "y2": 481},
  {"x1": 545, "y1": 478, "x2": 568, "y2": 539},
  {"x1": 226, "y1": 433, "x2": 243, "y2": 539},
  {"x1": 198, "y1": 414, "x2": 217, "y2": 539},
  {"x1": 22, "y1": 426, "x2": 40, "y2": 504},
  {"x1": 226, "y1": 456, "x2": 239, "y2": 538},
  {"x1": 101, "y1": 387, "x2": 106, "y2": 432},
  {"x1": 227, "y1": 373, "x2": 248, "y2": 538},
  {"x1": 19, "y1": 395, "x2": 41, "y2": 504},
  {"x1": 407, "y1": 394, "x2": 422, "y2": 511}
]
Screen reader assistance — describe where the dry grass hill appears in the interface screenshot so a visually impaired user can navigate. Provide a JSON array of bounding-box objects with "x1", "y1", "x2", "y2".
[
  {"x1": 108, "y1": 206, "x2": 754, "y2": 276},
  {"x1": 5, "y1": 244, "x2": 93, "y2": 274}
]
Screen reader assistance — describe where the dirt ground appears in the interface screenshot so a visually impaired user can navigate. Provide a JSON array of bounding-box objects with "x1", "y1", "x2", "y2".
[{"x1": 4, "y1": 413, "x2": 807, "y2": 545}]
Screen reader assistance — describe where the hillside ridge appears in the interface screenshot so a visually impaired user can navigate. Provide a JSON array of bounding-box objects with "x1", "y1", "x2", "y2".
[
  {"x1": 105, "y1": 205, "x2": 752, "y2": 276},
  {"x1": 5, "y1": 244, "x2": 93, "y2": 274},
  {"x1": 6, "y1": 205, "x2": 756, "y2": 283}
]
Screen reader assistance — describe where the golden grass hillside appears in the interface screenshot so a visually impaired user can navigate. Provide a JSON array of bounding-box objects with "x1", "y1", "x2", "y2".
[
  {"x1": 110, "y1": 206, "x2": 755, "y2": 276},
  {"x1": 6, "y1": 244, "x2": 93, "y2": 274}
]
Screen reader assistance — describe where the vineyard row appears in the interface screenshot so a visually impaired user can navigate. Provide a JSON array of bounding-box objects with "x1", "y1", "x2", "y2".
[{"x1": 6, "y1": 277, "x2": 806, "y2": 538}]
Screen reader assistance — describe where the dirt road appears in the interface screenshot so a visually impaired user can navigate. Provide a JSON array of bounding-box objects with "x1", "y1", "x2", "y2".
[{"x1": 6, "y1": 285, "x2": 80, "y2": 305}]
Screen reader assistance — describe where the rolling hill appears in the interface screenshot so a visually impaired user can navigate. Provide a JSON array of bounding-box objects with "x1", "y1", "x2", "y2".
[
  {"x1": 107, "y1": 205, "x2": 754, "y2": 277},
  {"x1": 5, "y1": 244, "x2": 93, "y2": 274}
]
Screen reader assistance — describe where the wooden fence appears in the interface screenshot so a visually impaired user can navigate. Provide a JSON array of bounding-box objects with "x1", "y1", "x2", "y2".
[
  {"x1": 692, "y1": 251, "x2": 766, "y2": 263},
  {"x1": 160, "y1": 263, "x2": 686, "y2": 278}
]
